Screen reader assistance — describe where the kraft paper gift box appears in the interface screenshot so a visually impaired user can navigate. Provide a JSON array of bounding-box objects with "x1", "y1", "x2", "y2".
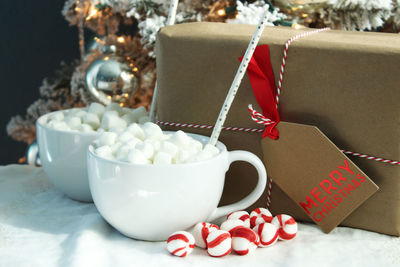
[{"x1": 154, "y1": 22, "x2": 400, "y2": 236}]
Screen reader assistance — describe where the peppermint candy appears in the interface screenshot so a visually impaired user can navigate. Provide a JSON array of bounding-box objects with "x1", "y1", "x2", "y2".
[
  {"x1": 271, "y1": 214, "x2": 298, "y2": 240},
  {"x1": 253, "y1": 223, "x2": 279, "y2": 247},
  {"x1": 227, "y1": 211, "x2": 250, "y2": 228},
  {"x1": 190, "y1": 222, "x2": 219, "y2": 248},
  {"x1": 231, "y1": 226, "x2": 260, "y2": 255},
  {"x1": 167, "y1": 231, "x2": 195, "y2": 257},
  {"x1": 206, "y1": 230, "x2": 232, "y2": 257},
  {"x1": 250, "y1": 208, "x2": 273, "y2": 228}
]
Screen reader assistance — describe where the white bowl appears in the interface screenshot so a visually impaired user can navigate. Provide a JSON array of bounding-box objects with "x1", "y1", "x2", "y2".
[
  {"x1": 36, "y1": 109, "x2": 100, "y2": 202},
  {"x1": 87, "y1": 132, "x2": 267, "y2": 241}
]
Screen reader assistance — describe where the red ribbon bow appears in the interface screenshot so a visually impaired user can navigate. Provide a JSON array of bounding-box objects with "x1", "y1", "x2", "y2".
[{"x1": 239, "y1": 45, "x2": 280, "y2": 139}]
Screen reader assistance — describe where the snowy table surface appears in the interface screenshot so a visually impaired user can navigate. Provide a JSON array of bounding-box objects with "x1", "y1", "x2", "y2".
[{"x1": 0, "y1": 165, "x2": 399, "y2": 267}]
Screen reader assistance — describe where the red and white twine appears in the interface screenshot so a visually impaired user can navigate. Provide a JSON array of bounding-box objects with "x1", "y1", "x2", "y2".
[
  {"x1": 276, "y1": 28, "x2": 331, "y2": 106},
  {"x1": 156, "y1": 120, "x2": 400, "y2": 166}
]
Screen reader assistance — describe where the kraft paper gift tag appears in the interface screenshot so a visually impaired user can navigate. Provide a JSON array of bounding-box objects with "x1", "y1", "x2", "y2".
[{"x1": 261, "y1": 122, "x2": 379, "y2": 233}]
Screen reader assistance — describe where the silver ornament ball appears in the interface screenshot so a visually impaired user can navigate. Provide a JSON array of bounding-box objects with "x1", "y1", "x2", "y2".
[{"x1": 85, "y1": 54, "x2": 138, "y2": 106}]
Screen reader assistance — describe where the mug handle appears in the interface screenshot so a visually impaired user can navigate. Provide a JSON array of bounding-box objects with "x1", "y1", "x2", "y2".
[{"x1": 206, "y1": 150, "x2": 267, "y2": 222}]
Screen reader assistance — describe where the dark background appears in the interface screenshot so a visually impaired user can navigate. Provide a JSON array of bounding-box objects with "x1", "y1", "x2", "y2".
[{"x1": 0, "y1": 1, "x2": 79, "y2": 165}]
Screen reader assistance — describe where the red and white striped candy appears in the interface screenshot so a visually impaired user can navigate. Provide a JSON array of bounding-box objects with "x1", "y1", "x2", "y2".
[
  {"x1": 220, "y1": 219, "x2": 245, "y2": 234},
  {"x1": 190, "y1": 222, "x2": 219, "y2": 248},
  {"x1": 271, "y1": 214, "x2": 297, "y2": 241},
  {"x1": 167, "y1": 231, "x2": 195, "y2": 257},
  {"x1": 227, "y1": 211, "x2": 250, "y2": 228},
  {"x1": 206, "y1": 230, "x2": 232, "y2": 257},
  {"x1": 253, "y1": 222, "x2": 279, "y2": 247},
  {"x1": 231, "y1": 226, "x2": 260, "y2": 255},
  {"x1": 250, "y1": 208, "x2": 273, "y2": 228}
]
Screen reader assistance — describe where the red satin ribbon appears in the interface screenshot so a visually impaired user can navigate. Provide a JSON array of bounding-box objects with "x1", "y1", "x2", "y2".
[{"x1": 240, "y1": 45, "x2": 280, "y2": 139}]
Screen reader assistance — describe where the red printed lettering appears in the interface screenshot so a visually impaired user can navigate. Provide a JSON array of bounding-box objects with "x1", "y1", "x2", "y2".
[
  {"x1": 344, "y1": 183, "x2": 355, "y2": 195},
  {"x1": 356, "y1": 173, "x2": 366, "y2": 183},
  {"x1": 324, "y1": 201, "x2": 334, "y2": 212},
  {"x1": 317, "y1": 206, "x2": 329, "y2": 218},
  {"x1": 330, "y1": 170, "x2": 347, "y2": 186},
  {"x1": 320, "y1": 179, "x2": 337, "y2": 195},
  {"x1": 299, "y1": 196, "x2": 319, "y2": 214},
  {"x1": 338, "y1": 159, "x2": 354, "y2": 175},
  {"x1": 333, "y1": 194, "x2": 342, "y2": 203},
  {"x1": 330, "y1": 199, "x2": 338, "y2": 207},
  {"x1": 352, "y1": 179, "x2": 360, "y2": 189},
  {"x1": 337, "y1": 189, "x2": 347, "y2": 197},
  {"x1": 311, "y1": 187, "x2": 327, "y2": 203},
  {"x1": 313, "y1": 212, "x2": 323, "y2": 222}
]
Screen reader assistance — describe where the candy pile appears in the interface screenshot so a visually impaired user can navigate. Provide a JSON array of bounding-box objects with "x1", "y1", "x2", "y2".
[
  {"x1": 166, "y1": 208, "x2": 297, "y2": 257},
  {"x1": 92, "y1": 123, "x2": 220, "y2": 164},
  {"x1": 44, "y1": 103, "x2": 149, "y2": 132}
]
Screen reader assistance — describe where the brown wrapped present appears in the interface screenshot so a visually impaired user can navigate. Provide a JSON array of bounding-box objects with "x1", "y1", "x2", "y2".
[{"x1": 155, "y1": 22, "x2": 400, "y2": 236}]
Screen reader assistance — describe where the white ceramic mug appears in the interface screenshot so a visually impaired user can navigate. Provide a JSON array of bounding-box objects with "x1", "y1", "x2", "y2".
[
  {"x1": 87, "y1": 132, "x2": 267, "y2": 241},
  {"x1": 36, "y1": 110, "x2": 100, "y2": 202}
]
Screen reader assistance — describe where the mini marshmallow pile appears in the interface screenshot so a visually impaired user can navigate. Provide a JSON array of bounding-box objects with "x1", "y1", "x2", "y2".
[
  {"x1": 166, "y1": 208, "x2": 298, "y2": 258},
  {"x1": 45, "y1": 102, "x2": 149, "y2": 132},
  {"x1": 93, "y1": 123, "x2": 220, "y2": 164}
]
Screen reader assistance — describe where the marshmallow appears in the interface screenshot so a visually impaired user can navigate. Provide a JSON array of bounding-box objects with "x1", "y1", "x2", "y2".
[
  {"x1": 49, "y1": 111, "x2": 64, "y2": 121},
  {"x1": 118, "y1": 131, "x2": 134, "y2": 143},
  {"x1": 170, "y1": 130, "x2": 191, "y2": 149},
  {"x1": 138, "y1": 116, "x2": 150, "y2": 124},
  {"x1": 153, "y1": 152, "x2": 172, "y2": 165},
  {"x1": 204, "y1": 144, "x2": 220, "y2": 156},
  {"x1": 142, "y1": 122, "x2": 163, "y2": 140},
  {"x1": 231, "y1": 226, "x2": 260, "y2": 255},
  {"x1": 74, "y1": 110, "x2": 87, "y2": 119},
  {"x1": 126, "y1": 123, "x2": 145, "y2": 140},
  {"x1": 78, "y1": 123, "x2": 94, "y2": 132},
  {"x1": 106, "y1": 103, "x2": 123, "y2": 115},
  {"x1": 195, "y1": 150, "x2": 213, "y2": 162},
  {"x1": 116, "y1": 145, "x2": 131, "y2": 160},
  {"x1": 175, "y1": 149, "x2": 191, "y2": 164},
  {"x1": 64, "y1": 116, "x2": 82, "y2": 130},
  {"x1": 271, "y1": 214, "x2": 297, "y2": 241},
  {"x1": 190, "y1": 222, "x2": 219, "y2": 249},
  {"x1": 125, "y1": 149, "x2": 150, "y2": 164},
  {"x1": 103, "y1": 110, "x2": 119, "y2": 117},
  {"x1": 191, "y1": 140, "x2": 203, "y2": 151},
  {"x1": 100, "y1": 112, "x2": 127, "y2": 130},
  {"x1": 250, "y1": 208, "x2": 273, "y2": 228},
  {"x1": 109, "y1": 127, "x2": 125, "y2": 134},
  {"x1": 227, "y1": 211, "x2": 251, "y2": 228},
  {"x1": 206, "y1": 230, "x2": 232, "y2": 257},
  {"x1": 95, "y1": 146, "x2": 113, "y2": 159},
  {"x1": 167, "y1": 231, "x2": 195, "y2": 257},
  {"x1": 131, "y1": 106, "x2": 147, "y2": 119},
  {"x1": 125, "y1": 137, "x2": 143, "y2": 148},
  {"x1": 91, "y1": 123, "x2": 221, "y2": 165},
  {"x1": 84, "y1": 113, "x2": 100, "y2": 129},
  {"x1": 158, "y1": 141, "x2": 179, "y2": 158},
  {"x1": 136, "y1": 141, "x2": 155, "y2": 159},
  {"x1": 110, "y1": 142, "x2": 122, "y2": 155},
  {"x1": 99, "y1": 132, "x2": 117, "y2": 146},
  {"x1": 88, "y1": 102, "x2": 105, "y2": 117},
  {"x1": 252, "y1": 223, "x2": 279, "y2": 247},
  {"x1": 220, "y1": 219, "x2": 245, "y2": 235},
  {"x1": 45, "y1": 105, "x2": 149, "y2": 136},
  {"x1": 47, "y1": 120, "x2": 69, "y2": 131},
  {"x1": 121, "y1": 112, "x2": 137, "y2": 125}
]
